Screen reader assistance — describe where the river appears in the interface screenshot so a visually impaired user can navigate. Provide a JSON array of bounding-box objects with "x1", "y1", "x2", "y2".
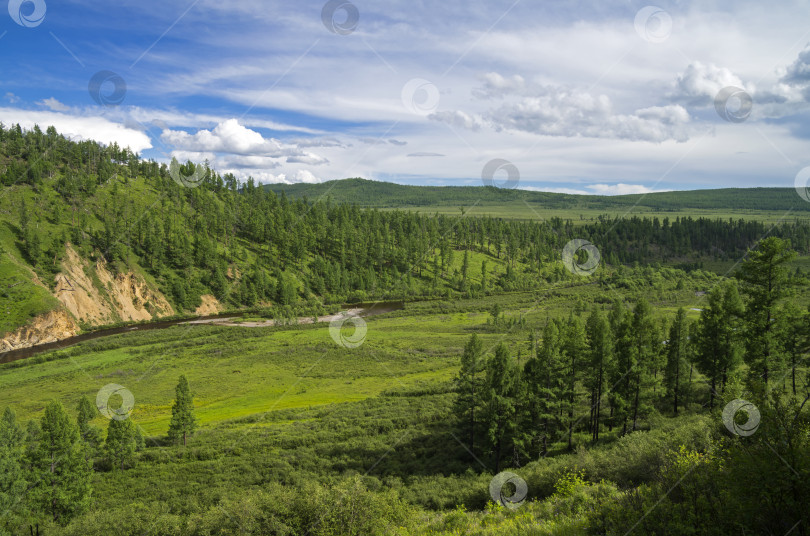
[{"x1": 0, "y1": 301, "x2": 404, "y2": 365}]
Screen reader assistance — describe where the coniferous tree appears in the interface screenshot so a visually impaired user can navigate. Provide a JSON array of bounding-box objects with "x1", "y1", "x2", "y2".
[
  {"x1": 777, "y1": 302, "x2": 808, "y2": 395},
  {"x1": 104, "y1": 418, "x2": 137, "y2": 471},
  {"x1": 168, "y1": 375, "x2": 197, "y2": 446},
  {"x1": 76, "y1": 396, "x2": 101, "y2": 460},
  {"x1": 694, "y1": 282, "x2": 744, "y2": 409},
  {"x1": 454, "y1": 334, "x2": 484, "y2": 456},
  {"x1": 0, "y1": 408, "x2": 27, "y2": 535},
  {"x1": 585, "y1": 308, "x2": 613, "y2": 441},
  {"x1": 524, "y1": 319, "x2": 563, "y2": 456},
  {"x1": 736, "y1": 237, "x2": 796, "y2": 387},
  {"x1": 482, "y1": 343, "x2": 518, "y2": 472},
  {"x1": 608, "y1": 301, "x2": 632, "y2": 434},
  {"x1": 664, "y1": 308, "x2": 691, "y2": 415},
  {"x1": 561, "y1": 315, "x2": 587, "y2": 449},
  {"x1": 628, "y1": 299, "x2": 659, "y2": 432},
  {"x1": 28, "y1": 401, "x2": 92, "y2": 529}
]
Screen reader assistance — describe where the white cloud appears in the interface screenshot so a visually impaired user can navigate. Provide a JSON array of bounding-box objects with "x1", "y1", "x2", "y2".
[
  {"x1": 0, "y1": 108, "x2": 152, "y2": 152},
  {"x1": 161, "y1": 119, "x2": 290, "y2": 156},
  {"x1": 523, "y1": 183, "x2": 670, "y2": 196},
  {"x1": 484, "y1": 82, "x2": 692, "y2": 143},
  {"x1": 670, "y1": 62, "x2": 748, "y2": 104},
  {"x1": 429, "y1": 110, "x2": 481, "y2": 131},
  {"x1": 588, "y1": 183, "x2": 670, "y2": 195},
  {"x1": 36, "y1": 98, "x2": 70, "y2": 112},
  {"x1": 472, "y1": 73, "x2": 526, "y2": 99},
  {"x1": 224, "y1": 168, "x2": 322, "y2": 184},
  {"x1": 286, "y1": 153, "x2": 329, "y2": 165}
]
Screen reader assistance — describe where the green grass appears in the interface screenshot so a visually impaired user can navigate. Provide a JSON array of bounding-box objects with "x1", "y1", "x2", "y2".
[{"x1": 0, "y1": 276, "x2": 723, "y2": 436}]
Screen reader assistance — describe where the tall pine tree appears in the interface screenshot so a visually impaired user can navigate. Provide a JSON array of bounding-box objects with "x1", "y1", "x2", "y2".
[{"x1": 168, "y1": 375, "x2": 197, "y2": 446}]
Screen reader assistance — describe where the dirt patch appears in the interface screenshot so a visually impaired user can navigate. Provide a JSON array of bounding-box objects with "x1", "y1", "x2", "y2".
[
  {"x1": 195, "y1": 294, "x2": 222, "y2": 315},
  {"x1": 55, "y1": 244, "x2": 174, "y2": 326},
  {"x1": 94, "y1": 261, "x2": 174, "y2": 322},
  {"x1": 56, "y1": 246, "x2": 112, "y2": 324},
  {"x1": 0, "y1": 310, "x2": 79, "y2": 351}
]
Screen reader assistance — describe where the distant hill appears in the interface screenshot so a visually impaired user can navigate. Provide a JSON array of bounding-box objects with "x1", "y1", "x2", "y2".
[{"x1": 266, "y1": 178, "x2": 810, "y2": 213}]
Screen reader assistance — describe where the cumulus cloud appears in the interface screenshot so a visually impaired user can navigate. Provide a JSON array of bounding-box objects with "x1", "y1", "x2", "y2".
[
  {"x1": 484, "y1": 83, "x2": 691, "y2": 143},
  {"x1": 429, "y1": 110, "x2": 481, "y2": 131},
  {"x1": 670, "y1": 62, "x2": 748, "y2": 105},
  {"x1": 781, "y1": 45, "x2": 810, "y2": 86},
  {"x1": 4, "y1": 93, "x2": 19, "y2": 104},
  {"x1": 162, "y1": 119, "x2": 332, "y2": 183},
  {"x1": 161, "y1": 119, "x2": 292, "y2": 156},
  {"x1": 0, "y1": 107, "x2": 152, "y2": 152},
  {"x1": 224, "y1": 168, "x2": 322, "y2": 184},
  {"x1": 473, "y1": 72, "x2": 526, "y2": 99}
]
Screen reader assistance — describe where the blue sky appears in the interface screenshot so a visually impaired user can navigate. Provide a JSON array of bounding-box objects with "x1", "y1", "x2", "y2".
[{"x1": 3, "y1": 0, "x2": 810, "y2": 194}]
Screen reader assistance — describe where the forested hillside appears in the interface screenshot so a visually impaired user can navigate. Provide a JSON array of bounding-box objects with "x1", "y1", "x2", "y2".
[
  {"x1": 267, "y1": 178, "x2": 810, "y2": 212},
  {"x1": 2, "y1": 124, "x2": 810, "y2": 346}
]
